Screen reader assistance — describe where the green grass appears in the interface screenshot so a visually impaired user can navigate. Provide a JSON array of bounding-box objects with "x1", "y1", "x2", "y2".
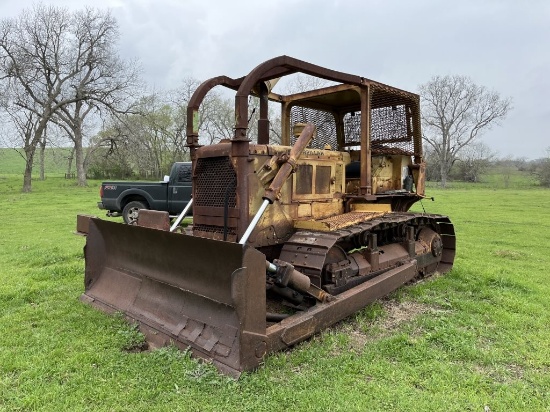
[
  {"x1": 1, "y1": 173, "x2": 549, "y2": 411},
  {"x1": 425, "y1": 165, "x2": 539, "y2": 190},
  {"x1": 0, "y1": 147, "x2": 72, "y2": 176}
]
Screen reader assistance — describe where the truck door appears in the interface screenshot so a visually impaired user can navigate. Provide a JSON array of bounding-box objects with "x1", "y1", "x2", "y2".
[{"x1": 168, "y1": 163, "x2": 192, "y2": 215}]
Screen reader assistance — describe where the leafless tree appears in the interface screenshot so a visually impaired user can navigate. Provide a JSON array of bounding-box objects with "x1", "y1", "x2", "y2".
[
  {"x1": 452, "y1": 142, "x2": 496, "y2": 183},
  {"x1": 419, "y1": 75, "x2": 512, "y2": 187},
  {"x1": 0, "y1": 4, "x2": 139, "y2": 190},
  {"x1": 125, "y1": 94, "x2": 188, "y2": 177},
  {"x1": 200, "y1": 95, "x2": 235, "y2": 145},
  {"x1": 53, "y1": 7, "x2": 140, "y2": 186},
  {"x1": 1, "y1": 102, "x2": 40, "y2": 185},
  {"x1": 532, "y1": 147, "x2": 550, "y2": 188},
  {"x1": 281, "y1": 73, "x2": 332, "y2": 94},
  {"x1": 90, "y1": 89, "x2": 191, "y2": 179},
  {"x1": 268, "y1": 73, "x2": 333, "y2": 145},
  {"x1": 172, "y1": 78, "x2": 237, "y2": 146}
]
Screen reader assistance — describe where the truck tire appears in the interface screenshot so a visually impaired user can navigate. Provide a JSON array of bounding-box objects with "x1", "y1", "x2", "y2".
[{"x1": 122, "y1": 201, "x2": 148, "y2": 225}]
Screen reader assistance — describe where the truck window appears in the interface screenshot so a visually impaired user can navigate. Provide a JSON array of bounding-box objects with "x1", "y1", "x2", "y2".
[{"x1": 177, "y1": 164, "x2": 191, "y2": 183}]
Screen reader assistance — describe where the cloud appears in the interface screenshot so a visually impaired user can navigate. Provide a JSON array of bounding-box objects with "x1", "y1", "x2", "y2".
[{"x1": 1, "y1": 0, "x2": 548, "y2": 158}]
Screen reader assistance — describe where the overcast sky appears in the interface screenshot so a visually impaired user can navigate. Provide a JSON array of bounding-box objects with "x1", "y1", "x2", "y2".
[{"x1": 1, "y1": 0, "x2": 548, "y2": 159}]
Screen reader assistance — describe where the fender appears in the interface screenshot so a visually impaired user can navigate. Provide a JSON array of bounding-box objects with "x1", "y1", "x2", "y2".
[{"x1": 115, "y1": 188, "x2": 165, "y2": 211}]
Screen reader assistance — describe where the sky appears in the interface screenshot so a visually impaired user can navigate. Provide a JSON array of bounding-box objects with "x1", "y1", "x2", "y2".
[{"x1": 1, "y1": 0, "x2": 548, "y2": 159}]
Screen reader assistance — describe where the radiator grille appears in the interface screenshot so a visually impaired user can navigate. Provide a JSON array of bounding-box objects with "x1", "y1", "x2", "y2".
[
  {"x1": 194, "y1": 157, "x2": 237, "y2": 208},
  {"x1": 194, "y1": 156, "x2": 237, "y2": 238},
  {"x1": 193, "y1": 224, "x2": 237, "y2": 237}
]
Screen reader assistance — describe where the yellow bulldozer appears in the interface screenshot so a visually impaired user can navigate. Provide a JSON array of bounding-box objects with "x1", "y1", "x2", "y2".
[{"x1": 80, "y1": 56, "x2": 455, "y2": 377}]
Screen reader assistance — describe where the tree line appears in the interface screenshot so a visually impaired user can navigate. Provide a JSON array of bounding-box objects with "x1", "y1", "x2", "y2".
[
  {"x1": 4, "y1": 4, "x2": 546, "y2": 192},
  {"x1": 0, "y1": 4, "x2": 266, "y2": 191}
]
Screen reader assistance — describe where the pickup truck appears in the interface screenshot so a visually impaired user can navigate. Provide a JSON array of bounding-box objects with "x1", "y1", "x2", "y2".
[{"x1": 98, "y1": 162, "x2": 192, "y2": 224}]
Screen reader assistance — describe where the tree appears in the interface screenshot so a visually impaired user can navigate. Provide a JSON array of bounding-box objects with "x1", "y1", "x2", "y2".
[
  {"x1": 0, "y1": 4, "x2": 139, "y2": 191},
  {"x1": 532, "y1": 148, "x2": 550, "y2": 188},
  {"x1": 172, "y1": 78, "x2": 239, "y2": 146},
  {"x1": 199, "y1": 94, "x2": 235, "y2": 145},
  {"x1": 266, "y1": 73, "x2": 332, "y2": 145},
  {"x1": 52, "y1": 7, "x2": 140, "y2": 186},
  {"x1": 88, "y1": 90, "x2": 191, "y2": 179},
  {"x1": 2, "y1": 105, "x2": 41, "y2": 186},
  {"x1": 423, "y1": 147, "x2": 442, "y2": 182},
  {"x1": 452, "y1": 142, "x2": 495, "y2": 183},
  {"x1": 125, "y1": 95, "x2": 188, "y2": 177},
  {"x1": 419, "y1": 75, "x2": 512, "y2": 187}
]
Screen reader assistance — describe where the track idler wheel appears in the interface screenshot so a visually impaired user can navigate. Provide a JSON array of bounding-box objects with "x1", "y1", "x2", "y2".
[{"x1": 416, "y1": 228, "x2": 444, "y2": 274}]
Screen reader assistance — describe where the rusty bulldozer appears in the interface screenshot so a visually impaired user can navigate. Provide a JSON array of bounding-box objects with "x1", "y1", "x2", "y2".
[{"x1": 81, "y1": 56, "x2": 455, "y2": 377}]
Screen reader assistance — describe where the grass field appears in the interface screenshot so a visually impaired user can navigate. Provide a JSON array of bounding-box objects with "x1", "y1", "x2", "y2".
[
  {"x1": 0, "y1": 147, "x2": 72, "y2": 176},
  {"x1": 1, "y1": 166, "x2": 549, "y2": 411}
]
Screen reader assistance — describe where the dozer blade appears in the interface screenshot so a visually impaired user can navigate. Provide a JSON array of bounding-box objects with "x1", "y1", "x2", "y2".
[{"x1": 81, "y1": 218, "x2": 268, "y2": 377}]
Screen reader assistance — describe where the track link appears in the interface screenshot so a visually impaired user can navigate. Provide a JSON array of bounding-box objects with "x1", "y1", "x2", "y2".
[{"x1": 279, "y1": 212, "x2": 455, "y2": 290}]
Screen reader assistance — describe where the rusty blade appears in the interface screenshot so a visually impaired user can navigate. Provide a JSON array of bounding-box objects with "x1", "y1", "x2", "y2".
[{"x1": 81, "y1": 218, "x2": 268, "y2": 377}]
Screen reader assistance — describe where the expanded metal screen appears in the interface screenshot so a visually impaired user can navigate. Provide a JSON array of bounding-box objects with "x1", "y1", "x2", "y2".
[
  {"x1": 290, "y1": 107, "x2": 338, "y2": 150},
  {"x1": 370, "y1": 85, "x2": 415, "y2": 156},
  {"x1": 290, "y1": 86, "x2": 417, "y2": 156}
]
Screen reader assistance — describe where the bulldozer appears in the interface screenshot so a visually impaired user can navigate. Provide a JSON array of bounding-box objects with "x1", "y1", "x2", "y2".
[{"x1": 81, "y1": 56, "x2": 455, "y2": 377}]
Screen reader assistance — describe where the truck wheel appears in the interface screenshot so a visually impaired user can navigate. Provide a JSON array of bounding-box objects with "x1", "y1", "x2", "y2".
[{"x1": 123, "y1": 201, "x2": 147, "y2": 225}]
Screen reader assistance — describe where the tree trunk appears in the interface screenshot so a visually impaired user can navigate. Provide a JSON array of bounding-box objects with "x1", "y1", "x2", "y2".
[
  {"x1": 39, "y1": 135, "x2": 46, "y2": 180},
  {"x1": 21, "y1": 123, "x2": 46, "y2": 192},
  {"x1": 74, "y1": 137, "x2": 87, "y2": 186},
  {"x1": 439, "y1": 157, "x2": 448, "y2": 188},
  {"x1": 22, "y1": 146, "x2": 35, "y2": 193},
  {"x1": 67, "y1": 147, "x2": 75, "y2": 176}
]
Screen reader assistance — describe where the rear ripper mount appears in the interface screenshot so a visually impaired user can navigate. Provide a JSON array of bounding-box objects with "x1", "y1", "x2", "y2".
[{"x1": 80, "y1": 55, "x2": 455, "y2": 377}]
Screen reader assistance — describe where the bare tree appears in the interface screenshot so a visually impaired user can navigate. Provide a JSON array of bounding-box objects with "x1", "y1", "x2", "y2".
[
  {"x1": 268, "y1": 73, "x2": 333, "y2": 145},
  {"x1": 452, "y1": 141, "x2": 496, "y2": 183},
  {"x1": 2, "y1": 103, "x2": 41, "y2": 186},
  {"x1": 52, "y1": 7, "x2": 140, "y2": 186},
  {"x1": 281, "y1": 73, "x2": 332, "y2": 94},
  {"x1": 172, "y1": 78, "x2": 237, "y2": 146},
  {"x1": 200, "y1": 95, "x2": 235, "y2": 145},
  {"x1": 532, "y1": 147, "x2": 550, "y2": 188},
  {"x1": 90, "y1": 90, "x2": 191, "y2": 179},
  {"x1": 419, "y1": 75, "x2": 512, "y2": 187},
  {"x1": 0, "y1": 4, "x2": 65, "y2": 192},
  {"x1": 0, "y1": 4, "x2": 139, "y2": 190},
  {"x1": 38, "y1": 128, "x2": 47, "y2": 180},
  {"x1": 124, "y1": 94, "x2": 186, "y2": 177}
]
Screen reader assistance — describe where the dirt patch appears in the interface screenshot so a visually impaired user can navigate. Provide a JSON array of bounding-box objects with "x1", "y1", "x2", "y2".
[
  {"x1": 344, "y1": 300, "x2": 446, "y2": 351},
  {"x1": 473, "y1": 363, "x2": 525, "y2": 384},
  {"x1": 351, "y1": 329, "x2": 377, "y2": 350},
  {"x1": 378, "y1": 300, "x2": 434, "y2": 330},
  {"x1": 493, "y1": 249, "x2": 525, "y2": 260}
]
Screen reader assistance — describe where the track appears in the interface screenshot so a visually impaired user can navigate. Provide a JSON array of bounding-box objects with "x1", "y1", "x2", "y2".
[{"x1": 278, "y1": 212, "x2": 455, "y2": 292}]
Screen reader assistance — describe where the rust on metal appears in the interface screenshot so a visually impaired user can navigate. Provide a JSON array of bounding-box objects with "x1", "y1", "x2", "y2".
[
  {"x1": 136, "y1": 210, "x2": 170, "y2": 231},
  {"x1": 294, "y1": 211, "x2": 387, "y2": 231},
  {"x1": 80, "y1": 55, "x2": 455, "y2": 377},
  {"x1": 83, "y1": 218, "x2": 267, "y2": 377},
  {"x1": 76, "y1": 214, "x2": 95, "y2": 235}
]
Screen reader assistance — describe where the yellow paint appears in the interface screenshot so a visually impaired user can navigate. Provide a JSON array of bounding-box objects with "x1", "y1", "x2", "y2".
[
  {"x1": 297, "y1": 203, "x2": 312, "y2": 218},
  {"x1": 294, "y1": 211, "x2": 387, "y2": 231},
  {"x1": 349, "y1": 203, "x2": 391, "y2": 212}
]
